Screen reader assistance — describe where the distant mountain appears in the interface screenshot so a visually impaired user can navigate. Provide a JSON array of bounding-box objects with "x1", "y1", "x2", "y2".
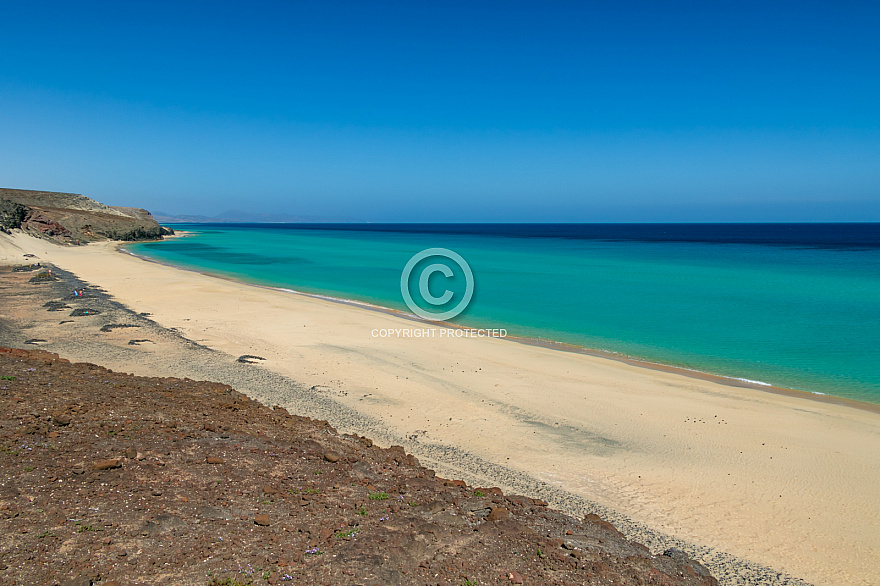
[
  {"x1": 152, "y1": 210, "x2": 356, "y2": 223},
  {"x1": 1, "y1": 188, "x2": 171, "y2": 244}
]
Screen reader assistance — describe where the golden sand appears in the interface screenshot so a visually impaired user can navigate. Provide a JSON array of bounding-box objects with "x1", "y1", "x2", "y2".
[{"x1": 3, "y1": 232, "x2": 879, "y2": 585}]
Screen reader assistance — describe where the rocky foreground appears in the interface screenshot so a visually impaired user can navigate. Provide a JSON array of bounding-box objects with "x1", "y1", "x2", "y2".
[
  {"x1": 0, "y1": 188, "x2": 170, "y2": 243},
  {"x1": 0, "y1": 347, "x2": 717, "y2": 586}
]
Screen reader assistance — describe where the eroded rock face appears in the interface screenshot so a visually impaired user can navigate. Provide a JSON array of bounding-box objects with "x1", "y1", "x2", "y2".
[
  {"x1": 22, "y1": 209, "x2": 72, "y2": 239},
  {"x1": 0, "y1": 188, "x2": 169, "y2": 243}
]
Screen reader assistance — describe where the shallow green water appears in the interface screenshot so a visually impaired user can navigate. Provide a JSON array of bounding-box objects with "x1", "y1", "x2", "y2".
[{"x1": 129, "y1": 224, "x2": 880, "y2": 403}]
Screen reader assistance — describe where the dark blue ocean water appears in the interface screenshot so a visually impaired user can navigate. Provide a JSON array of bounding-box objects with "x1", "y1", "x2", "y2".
[{"x1": 130, "y1": 223, "x2": 880, "y2": 403}]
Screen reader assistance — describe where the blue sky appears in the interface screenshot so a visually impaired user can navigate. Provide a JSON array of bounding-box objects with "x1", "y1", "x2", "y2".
[{"x1": 1, "y1": 1, "x2": 878, "y2": 221}]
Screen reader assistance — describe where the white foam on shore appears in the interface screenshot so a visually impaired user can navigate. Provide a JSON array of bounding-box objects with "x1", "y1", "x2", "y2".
[
  {"x1": 732, "y1": 377, "x2": 773, "y2": 386},
  {"x1": 277, "y1": 287, "x2": 394, "y2": 313}
]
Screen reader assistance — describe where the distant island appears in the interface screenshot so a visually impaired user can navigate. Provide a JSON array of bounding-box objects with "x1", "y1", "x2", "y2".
[{"x1": 153, "y1": 210, "x2": 358, "y2": 223}]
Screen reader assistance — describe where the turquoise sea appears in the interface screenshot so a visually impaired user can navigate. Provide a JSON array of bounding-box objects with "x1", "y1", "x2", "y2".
[{"x1": 128, "y1": 224, "x2": 880, "y2": 404}]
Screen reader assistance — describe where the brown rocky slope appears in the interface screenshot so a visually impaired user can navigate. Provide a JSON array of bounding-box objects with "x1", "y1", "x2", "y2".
[
  {"x1": 0, "y1": 188, "x2": 170, "y2": 243},
  {"x1": 0, "y1": 347, "x2": 717, "y2": 586}
]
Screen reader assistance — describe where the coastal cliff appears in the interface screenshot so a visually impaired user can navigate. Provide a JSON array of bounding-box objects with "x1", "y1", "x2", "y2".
[{"x1": 0, "y1": 188, "x2": 171, "y2": 244}]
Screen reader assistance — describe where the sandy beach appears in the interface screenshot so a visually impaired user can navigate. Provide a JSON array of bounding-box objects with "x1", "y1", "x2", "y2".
[{"x1": 2, "y1": 231, "x2": 879, "y2": 586}]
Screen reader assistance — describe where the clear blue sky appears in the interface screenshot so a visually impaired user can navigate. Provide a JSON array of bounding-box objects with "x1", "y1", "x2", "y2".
[{"x1": 1, "y1": 1, "x2": 878, "y2": 221}]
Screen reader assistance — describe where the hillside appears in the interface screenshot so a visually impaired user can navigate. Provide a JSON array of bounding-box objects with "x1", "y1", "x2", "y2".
[
  {"x1": 0, "y1": 188, "x2": 170, "y2": 244},
  {"x1": 0, "y1": 346, "x2": 717, "y2": 586}
]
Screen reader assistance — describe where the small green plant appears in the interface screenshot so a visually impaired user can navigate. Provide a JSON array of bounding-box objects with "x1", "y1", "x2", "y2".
[
  {"x1": 36, "y1": 529, "x2": 55, "y2": 538},
  {"x1": 335, "y1": 528, "x2": 358, "y2": 538},
  {"x1": 537, "y1": 548, "x2": 544, "y2": 558},
  {"x1": 368, "y1": 491, "x2": 389, "y2": 501},
  {"x1": 261, "y1": 571, "x2": 270, "y2": 580},
  {"x1": 473, "y1": 491, "x2": 485, "y2": 497},
  {"x1": 0, "y1": 376, "x2": 16, "y2": 381},
  {"x1": 303, "y1": 488, "x2": 319, "y2": 494},
  {"x1": 356, "y1": 507, "x2": 367, "y2": 515},
  {"x1": 313, "y1": 470, "x2": 322, "y2": 475},
  {"x1": 408, "y1": 501, "x2": 417, "y2": 507},
  {"x1": 463, "y1": 580, "x2": 478, "y2": 586},
  {"x1": 23, "y1": 465, "x2": 34, "y2": 472},
  {"x1": 77, "y1": 524, "x2": 103, "y2": 533}
]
